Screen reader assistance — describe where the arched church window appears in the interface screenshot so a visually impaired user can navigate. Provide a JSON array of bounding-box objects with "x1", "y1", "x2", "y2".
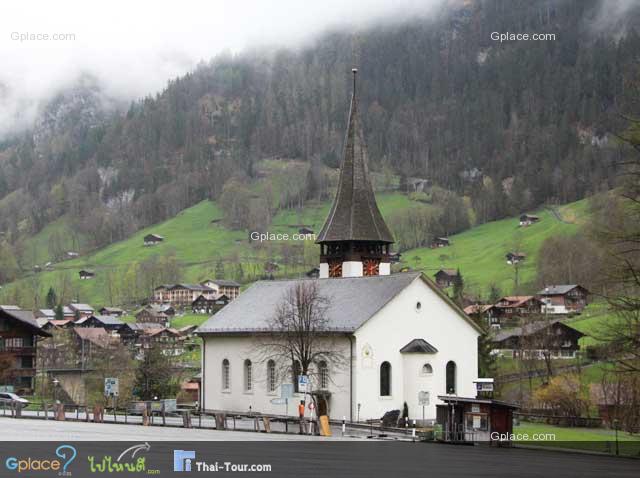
[
  {"x1": 380, "y1": 361, "x2": 391, "y2": 396},
  {"x1": 222, "y1": 359, "x2": 230, "y2": 390},
  {"x1": 421, "y1": 363, "x2": 433, "y2": 375},
  {"x1": 446, "y1": 361, "x2": 457, "y2": 394},
  {"x1": 318, "y1": 361, "x2": 329, "y2": 389},
  {"x1": 267, "y1": 360, "x2": 276, "y2": 393},
  {"x1": 244, "y1": 359, "x2": 252, "y2": 392}
]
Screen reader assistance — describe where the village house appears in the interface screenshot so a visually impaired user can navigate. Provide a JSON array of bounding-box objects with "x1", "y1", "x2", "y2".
[
  {"x1": 197, "y1": 72, "x2": 481, "y2": 423},
  {"x1": 505, "y1": 252, "x2": 526, "y2": 265},
  {"x1": 137, "y1": 327, "x2": 183, "y2": 356},
  {"x1": 463, "y1": 304, "x2": 499, "y2": 328},
  {"x1": 0, "y1": 307, "x2": 51, "y2": 394},
  {"x1": 492, "y1": 296, "x2": 543, "y2": 321},
  {"x1": 134, "y1": 304, "x2": 174, "y2": 325},
  {"x1": 35, "y1": 309, "x2": 56, "y2": 320},
  {"x1": 75, "y1": 315, "x2": 125, "y2": 334},
  {"x1": 200, "y1": 279, "x2": 241, "y2": 300},
  {"x1": 68, "y1": 303, "x2": 95, "y2": 320},
  {"x1": 491, "y1": 319, "x2": 584, "y2": 359},
  {"x1": 143, "y1": 233, "x2": 164, "y2": 246},
  {"x1": 536, "y1": 285, "x2": 590, "y2": 315},
  {"x1": 40, "y1": 319, "x2": 74, "y2": 331},
  {"x1": 519, "y1": 214, "x2": 540, "y2": 227},
  {"x1": 97, "y1": 306, "x2": 125, "y2": 317},
  {"x1": 433, "y1": 269, "x2": 460, "y2": 288},
  {"x1": 154, "y1": 283, "x2": 215, "y2": 306},
  {"x1": 191, "y1": 294, "x2": 230, "y2": 314},
  {"x1": 431, "y1": 237, "x2": 451, "y2": 248}
]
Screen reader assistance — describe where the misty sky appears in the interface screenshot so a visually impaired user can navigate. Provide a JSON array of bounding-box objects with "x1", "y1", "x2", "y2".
[{"x1": 0, "y1": 0, "x2": 444, "y2": 137}]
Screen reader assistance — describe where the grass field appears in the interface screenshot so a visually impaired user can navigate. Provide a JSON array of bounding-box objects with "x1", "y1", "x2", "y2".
[
  {"x1": 0, "y1": 192, "x2": 414, "y2": 307},
  {"x1": 1, "y1": 176, "x2": 592, "y2": 309},
  {"x1": 514, "y1": 421, "x2": 640, "y2": 456},
  {"x1": 401, "y1": 200, "x2": 589, "y2": 296}
]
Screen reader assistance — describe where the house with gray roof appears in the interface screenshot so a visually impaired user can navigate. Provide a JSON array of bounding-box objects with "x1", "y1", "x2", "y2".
[{"x1": 536, "y1": 284, "x2": 590, "y2": 314}]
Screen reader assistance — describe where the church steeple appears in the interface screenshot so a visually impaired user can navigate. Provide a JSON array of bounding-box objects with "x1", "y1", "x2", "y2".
[{"x1": 317, "y1": 69, "x2": 395, "y2": 279}]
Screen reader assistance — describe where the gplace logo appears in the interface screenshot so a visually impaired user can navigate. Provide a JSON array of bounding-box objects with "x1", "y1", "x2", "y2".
[
  {"x1": 5, "y1": 444, "x2": 77, "y2": 474},
  {"x1": 174, "y1": 450, "x2": 196, "y2": 472}
]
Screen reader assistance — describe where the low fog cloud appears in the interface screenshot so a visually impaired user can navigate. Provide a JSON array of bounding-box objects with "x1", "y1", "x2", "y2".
[{"x1": 0, "y1": 0, "x2": 446, "y2": 139}]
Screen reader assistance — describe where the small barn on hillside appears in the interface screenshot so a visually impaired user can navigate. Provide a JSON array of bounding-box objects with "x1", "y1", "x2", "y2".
[
  {"x1": 144, "y1": 234, "x2": 164, "y2": 246},
  {"x1": 434, "y1": 269, "x2": 460, "y2": 288}
]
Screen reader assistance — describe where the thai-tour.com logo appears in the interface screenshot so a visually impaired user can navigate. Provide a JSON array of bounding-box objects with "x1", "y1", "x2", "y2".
[
  {"x1": 5, "y1": 444, "x2": 77, "y2": 474},
  {"x1": 87, "y1": 443, "x2": 159, "y2": 474},
  {"x1": 173, "y1": 450, "x2": 272, "y2": 473}
]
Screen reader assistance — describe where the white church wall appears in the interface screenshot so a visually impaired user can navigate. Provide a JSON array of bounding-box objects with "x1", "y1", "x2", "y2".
[
  {"x1": 341, "y1": 261, "x2": 363, "y2": 277},
  {"x1": 202, "y1": 335, "x2": 352, "y2": 419},
  {"x1": 353, "y1": 277, "x2": 479, "y2": 421}
]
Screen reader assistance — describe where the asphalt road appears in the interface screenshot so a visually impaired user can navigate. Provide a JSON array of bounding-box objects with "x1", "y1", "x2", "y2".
[{"x1": 0, "y1": 418, "x2": 637, "y2": 477}]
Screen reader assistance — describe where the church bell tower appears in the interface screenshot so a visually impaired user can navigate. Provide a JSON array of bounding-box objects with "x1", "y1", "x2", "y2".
[{"x1": 316, "y1": 69, "x2": 395, "y2": 278}]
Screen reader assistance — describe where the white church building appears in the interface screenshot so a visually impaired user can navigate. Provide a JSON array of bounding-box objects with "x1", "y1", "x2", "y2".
[{"x1": 197, "y1": 70, "x2": 481, "y2": 422}]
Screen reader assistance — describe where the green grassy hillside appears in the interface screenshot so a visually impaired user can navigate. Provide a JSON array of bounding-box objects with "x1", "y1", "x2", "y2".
[
  {"x1": 1, "y1": 182, "x2": 591, "y2": 309},
  {"x1": 400, "y1": 200, "x2": 590, "y2": 296},
  {"x1": 0, "y1": 192, "x2": 413, "y2": 308}
]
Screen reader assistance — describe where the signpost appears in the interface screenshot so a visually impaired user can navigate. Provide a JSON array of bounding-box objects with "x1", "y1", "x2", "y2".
[
  {"x1": 418, "y1": 391, "x2": 430, "y2": 421},
  {"x1": 105, "y1": 378, "x2": 119, "y2": 420},
  {"x1": 297, "y1": 375, "x2": 309, "y2": 393},
  {"x1": 104, "y1": 378, "x2": 119, "y2": 397}
]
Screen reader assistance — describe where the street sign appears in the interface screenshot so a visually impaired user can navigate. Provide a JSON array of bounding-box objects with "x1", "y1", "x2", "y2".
[
  {"x1": 418, "y1": 391, "x2": 430, "y2": 406},
  {"x1": 297, "y1": 375, "x2": 309, "y2": 393},
  {"x1": 104, "y1": 377, "x2": 119, "y2": 397},
  {"x1": 270, "y1": 398, "x2": 287, "y2": 405},
  {"x1": 280, "y1": 384, "x2": 294, "y2": 399}
]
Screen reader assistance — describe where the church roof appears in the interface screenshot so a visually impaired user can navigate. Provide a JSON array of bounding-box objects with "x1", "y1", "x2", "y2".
[
  {"x1": 198, "y1": 273, "x2": 420, "y2": 334},
  {"x1": 316, "y1": 70, "x2": 394, "y2": 244},
  {"x1": 400, "y1": 338, "x2": 438, "y2": 354},
  {"x1": 197, "y1": 272, "x2": 483, "y2": 335}
]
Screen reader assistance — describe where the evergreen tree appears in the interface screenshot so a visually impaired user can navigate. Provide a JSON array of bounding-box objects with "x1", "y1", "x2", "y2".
[
  {"x1": 452, "y1": 268, "x2": 465, "y2": 306},
  {"x1": 45, "y1": 287, "x2": 57, "y2": 309},
  {"x1": 54, "y1": 304, "x2": 64, "y2": 321}
]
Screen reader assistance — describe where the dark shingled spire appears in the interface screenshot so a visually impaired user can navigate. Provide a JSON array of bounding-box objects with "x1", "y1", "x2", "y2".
[{"x1": 316, "y1": 70, "x2": 395, "y2": 244}]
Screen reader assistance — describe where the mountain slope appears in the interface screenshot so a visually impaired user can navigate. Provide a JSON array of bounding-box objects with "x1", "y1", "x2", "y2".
[{"x1": 401, "y1": 200, "x2": 590, "y2": 296}]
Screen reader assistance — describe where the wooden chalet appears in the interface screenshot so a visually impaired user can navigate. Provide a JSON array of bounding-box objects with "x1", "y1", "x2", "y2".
[
  {"x1": 191, "y1": 294, "x2": 229, "y2": 314},
  {"x1": 434, "y1": 269, "x2": 460, "y2": 288},
  {"x1": 432, "y1": 237, "x2": 451, "y2": 248},
  {"x1": 492, "y1": 296, "x2": 543, "y2": 321},
  {"x1": 76, "y1": 315, "x2": 124, "y2": 332},
  {"x1": 134, "y1": 305, "x2": 173, "y2": 325},
  {"x1": 78, "y1": 269, "x2": 95, "y2": 280},
  {"x1": 143, "y1": 233, "x2": 164, "y2": 246},
  {"x1": 519, "y1": 214, "x2": 540, "y2": 227},
  {"x1": 0, "y1": 307, "x2": 51, "y2": 394},
  {"x1": 491, "y1": 319, "x2": 584, "y2": 359},
  {"x1": 68, "y1": 303, "x2": 94, "y2": 319},
  {"x1": 505, "y1": 252, "x2": 526, "y2": 265},
  {"x1": 464, "y1": 304, "x2": 499, "y2": 328},
  {"x1": 536, "y1": 285, "x2": 590, "y2": 315},
  {"x1": 41, "y1": 319, "x2": 74, "y2": 331},
  {"x1": 98, "y1": 306, "x2": 125, "y2": 317}
]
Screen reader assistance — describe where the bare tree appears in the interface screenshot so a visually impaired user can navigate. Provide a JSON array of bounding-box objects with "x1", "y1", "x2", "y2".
[{"x1": 257, "y1": 281, "x2": 347, "y2": 389}]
